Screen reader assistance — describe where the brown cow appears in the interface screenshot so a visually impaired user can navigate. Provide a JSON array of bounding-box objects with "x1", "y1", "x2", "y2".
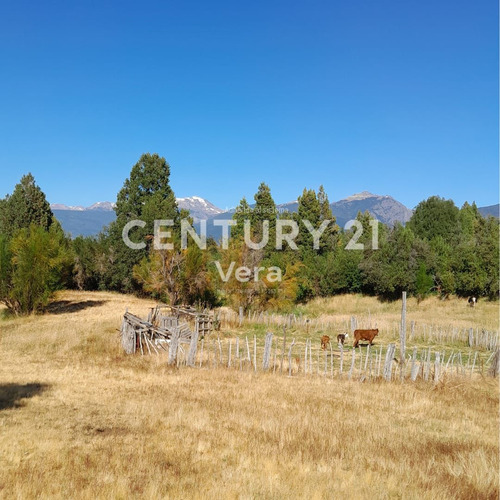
[
  {"x1": 321, "y1": 335, "x2": 330, "y2": 350},
  {"x1": 353, "y1": 329, "x2": 379, "y2": 348}
]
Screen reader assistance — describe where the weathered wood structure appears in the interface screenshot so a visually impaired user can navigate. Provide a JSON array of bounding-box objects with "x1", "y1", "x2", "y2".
[{"x1": 121, "y1": 305, "x2": 214, "y2": 361}]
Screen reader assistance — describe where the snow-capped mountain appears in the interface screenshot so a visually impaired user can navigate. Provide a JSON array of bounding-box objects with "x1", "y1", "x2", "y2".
[
  {"x1": 176, "y1": 196, "x2": 223, "y2": 222},
  {"x1": 50, "y1": 202, "x2": 115, "y2": 211}
]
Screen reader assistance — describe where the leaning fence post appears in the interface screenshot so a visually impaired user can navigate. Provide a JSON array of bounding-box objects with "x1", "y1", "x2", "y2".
[{"x1": 488, "y1": 349, "x2": 500, "y2": 378}]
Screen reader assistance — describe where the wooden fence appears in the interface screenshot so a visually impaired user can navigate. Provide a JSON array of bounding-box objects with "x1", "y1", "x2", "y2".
[{"x1": 126, "y1": 328, "x2": 499, "y2": 383}]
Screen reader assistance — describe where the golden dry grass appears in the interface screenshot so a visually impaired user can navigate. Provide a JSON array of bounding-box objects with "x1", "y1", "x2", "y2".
[
  {"x1": 0, "y1": 290, "x2": 498, "y2": 499},
  {"x1": 299, "y1": 294, "x2": 499, "y2": 332}
]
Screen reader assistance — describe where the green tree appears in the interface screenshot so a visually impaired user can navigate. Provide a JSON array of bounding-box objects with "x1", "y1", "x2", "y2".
[
  {"x1": 251, "y1": 182, "x2": 277, "y2": 253},
  {"x1": 407, "y1": 196, "x2": 461, "y2": 244},
  {"x1": 231, "y1": 197, "x2": 252, "y2": 240},
  {"x1": 0, "y1": 173, "x2": 54, "y2": 238},
  {"x1": 1, "y1": 225, "x2": 73, "y2": 314},
  {"x1": 107, "y1": 153, "x2": 180, "y2": 292},
  {"x1": 415, "y1": 262, "x2": 434, "y2": 301}
]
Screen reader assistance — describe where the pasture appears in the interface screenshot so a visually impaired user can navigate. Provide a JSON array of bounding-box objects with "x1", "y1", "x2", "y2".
[{"x1": 0, "y1": 291, "x2": 498, "y2": 498}]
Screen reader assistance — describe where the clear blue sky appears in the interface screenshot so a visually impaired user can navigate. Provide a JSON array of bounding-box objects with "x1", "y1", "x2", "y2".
[{"x1": 0, "y1": 0, "x2": 498, "y2": 210}]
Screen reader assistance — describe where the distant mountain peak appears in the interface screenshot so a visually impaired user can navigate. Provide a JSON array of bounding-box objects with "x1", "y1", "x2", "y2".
[
  {"x1": 343, "y1": 191, "x2": 388, "y2": 202},
  {"x1": 176, "y1": 196, "x2": 223, "y2": 222},
  {"x1": 50, "y1": 201, "x2": 115, "y2": 211}
]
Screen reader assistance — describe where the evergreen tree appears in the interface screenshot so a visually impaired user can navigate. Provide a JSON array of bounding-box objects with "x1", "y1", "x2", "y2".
[
  {"x1": 251, "y1": 182, "x2": 277, "y2": 253},
  {"x1": 0, "y1": 173, "x2": 54, "y2": 238},
  {"x1": 231, "y1": 197, "x2": 252, "y2": 240},
  {"x1": 107, "y1": 153, "x2": 180, "y2": 292}
]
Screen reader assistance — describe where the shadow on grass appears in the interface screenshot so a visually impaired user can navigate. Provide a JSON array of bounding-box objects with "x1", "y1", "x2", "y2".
[
  {"x1": 0, "y1": 383, "x2": 49, "y2": 410},
  {"x1": 46, "y1": 299, "x2": 108, "y2": 315}
]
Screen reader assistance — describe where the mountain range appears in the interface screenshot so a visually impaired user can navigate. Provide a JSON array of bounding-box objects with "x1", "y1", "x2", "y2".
[{"x1": 50, "y1": 193, "x2": 499, "y2": 238}]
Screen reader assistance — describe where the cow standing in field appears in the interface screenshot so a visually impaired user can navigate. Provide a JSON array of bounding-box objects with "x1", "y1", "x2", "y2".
[
  {"x1": 468, "y1": 296, "x2": 477, "y2": 307},
  {"x1": 337, "y1": 333, "x2": 348, "y2": 346},
  {"x1": 353, "y1": 329, "x2": 379, "y2": 348},
  {"x1": 321, "y1": 335, "x2": 330, "y2": 350}
]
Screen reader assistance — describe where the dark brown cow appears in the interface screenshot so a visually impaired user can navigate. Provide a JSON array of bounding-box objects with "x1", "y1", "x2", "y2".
[
  {"x1": 353, "y1": 329, "x2": 379, "y2": 348},
  {"x1": 321, "y1": 335, "x2": 330, "y2": 350},
  {"x1": 337, "y1": 333, "x2": 348, "y2": 345}
]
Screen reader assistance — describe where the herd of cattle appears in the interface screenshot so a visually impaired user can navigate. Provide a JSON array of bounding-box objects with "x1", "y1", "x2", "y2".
[
  {"x1": 318, "y1": 298, "x2": 477, "y2": 350},
  {"x1": 321, "y1": 329, "x2": 379, "y2": 350}
]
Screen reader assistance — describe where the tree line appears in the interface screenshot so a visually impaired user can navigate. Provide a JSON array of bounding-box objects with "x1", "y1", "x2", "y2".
[{"x1": 0, "y1": 153, "x2": 498, "y2": 315}]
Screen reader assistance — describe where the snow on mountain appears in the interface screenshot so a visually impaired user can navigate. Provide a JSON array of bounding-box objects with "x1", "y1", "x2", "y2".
[
  {"x1": 50, "y1": 203, "x2": 86, "y2": 211},
  {"x1": 176, "y1": 196, "x2": 223, "y2": 222},
  {"x1": 50, "y1": 202, "x2": 115, "y2": 211},
  {"x1": 87, "y1": 201, "x2": 116, "y2": 211}
]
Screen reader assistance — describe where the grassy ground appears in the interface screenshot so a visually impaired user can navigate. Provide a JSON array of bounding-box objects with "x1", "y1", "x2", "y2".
[
  {"x1": 297, "y1": 294, "x2": 499, "y2": 332},
  {"x1": 0, "y1": 291, "x2": 498, "y2": 499}
]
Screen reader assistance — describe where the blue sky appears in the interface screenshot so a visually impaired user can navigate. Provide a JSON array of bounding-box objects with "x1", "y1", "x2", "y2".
[{"x1": 0, "y1": 0, "x2": 497, "y2": 210}]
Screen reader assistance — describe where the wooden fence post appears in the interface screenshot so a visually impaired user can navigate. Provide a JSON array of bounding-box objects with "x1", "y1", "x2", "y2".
[
  {"x1": 199, "y1": 339, "x2": 204, "y2": 368},
  {"x1": 488, "y1": 349, "x2": 500, "y2": 377},
  {"x1": 348, "y1": 348, "x2": 355, "y2": 380},
  {"x1": 168, "y1": 328, "x2": 180, "y2": 366},
  {"x1": 410, "y1": 347, "x2": 418, "y2": 381},
  {"x1": 187, "y1": 325, "x2": 199, "y2": 367},
  {"x1": 262, "y1": 332, "x2": 273, "y2": 371},
  {"x1": 383, "y1": 343, "x2": 396, "y2": 381},
  {"x1": 434, "y1": 352, "x2": 441, "y2": 383}
]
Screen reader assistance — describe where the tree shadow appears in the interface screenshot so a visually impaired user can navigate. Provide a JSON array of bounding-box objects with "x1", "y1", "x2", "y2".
[
  {"x1": 45, "y1": 300, "x2": 108, "y2": 315},
  {"x1": 0, "y1": 383, "x2": 49, "y2": 410}
]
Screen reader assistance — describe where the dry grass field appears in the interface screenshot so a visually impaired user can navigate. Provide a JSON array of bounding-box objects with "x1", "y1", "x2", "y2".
[
  {"x1": 298, "y1": 294, "x2": 500, "y2": 333},
  {"x1": 0, "y1": 290, "x2": 498, "y2": 499}
]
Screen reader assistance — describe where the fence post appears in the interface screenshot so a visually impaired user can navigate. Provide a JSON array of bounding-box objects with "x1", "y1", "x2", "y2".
[
  {"x1": 434, "y1": 352, "x2": 440, "y2": 383},
  {"x1": 239, "y1": 306, "x2": 243, "y2": 327},
  {"x1": 383, "y1": 343, "x2": 395, "y2": 381},
  {"x1": 488, "y1": 349, "x2": 500, "y2": 377},
  {"x1": 168, "y1": 328, "x2": 180, "y2": 366},
  {"x1": 187, "y1": 325, "x2": 200, "y2": 367},
  {"x1": 410, "y1": 347, "x2": 418, "y2": 381},
  {"x1": 348, "y1": 348, "x2": 355, "y2": 380},
  {"x1": 262, "y1": 332, "x2": 273, "y2": 371}
]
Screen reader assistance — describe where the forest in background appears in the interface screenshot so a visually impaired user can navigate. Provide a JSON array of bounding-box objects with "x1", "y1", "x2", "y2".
[{"x1": 0, "y1": 153, "x2": 498, "y2": 315}]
